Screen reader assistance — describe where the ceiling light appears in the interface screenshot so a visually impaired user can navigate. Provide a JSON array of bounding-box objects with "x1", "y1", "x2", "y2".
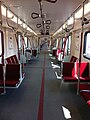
[
  {"x1": 23, "y1": 23, "x2": 26, "y2": 28},
  {"x1": 67, "y1": 17, "x2": 74, "y2": 25},
  {"x1": 7, "y1": 10, "x2": 14, "y2": 19},
  {"x1": 63, "y1": 24, "x2": 66, "y2": 29},
  {"x1": 11, "y1": 15, "x2": 17, "y2": 23},
  {"x1": 1, "y1": 5, "x2": 6, "y2": 16}
]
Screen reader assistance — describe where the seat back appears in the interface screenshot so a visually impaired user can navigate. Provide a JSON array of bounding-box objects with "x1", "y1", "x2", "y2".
[
  {"x1": 63, "y1": 62, "x2": 75, "y2": 77},
  {"x1": 5, "y1": 55, "x2": 19, "y2": 64},
  {"x1": 75, "y1": 62, "x2": 89, "y2": 77},
  {"x1": 70, "y1": 56, "x2": 78, "y2": 62},
  {"x1": 6, "y1": 64, "x2": 20, "y2": 81}
]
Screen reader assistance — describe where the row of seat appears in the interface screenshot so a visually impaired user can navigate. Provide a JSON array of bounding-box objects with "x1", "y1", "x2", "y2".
[
  {"x1": 25, "y1": 49, "x2": 38, "y2": 60},
  {"x1": 62, "y1": 62, "x2": 90, "y2": 107},
  {"x1": 63, "y1": 62, "x2": 90, "y2": 82},
  {"x1": 51, "y1": 49, "x2": 90, "y2": 107},
  {"x1": 0, "y1": 55, "x2": 24, "y2": 92},
  {"x1": 74, "y1": 84, "x2": 90, "y2": 107}
]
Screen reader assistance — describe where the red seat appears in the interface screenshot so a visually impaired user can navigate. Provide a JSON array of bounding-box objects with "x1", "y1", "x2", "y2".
[
  {"x1": 5, "y1": 55, "x2": 21, "y2": 87},
  {"x1": 6, "y1": 55, "x2": 19, "y2": 64},
  {"x1": 63, "y1": 62, "x2": 77, "y2": 82},
  {"x1": 63, "y1": 62, "x2": 90, "y2": 83},
  {"x1": 70, "y1": 56, "x2": 78, "y2": 62},
  {"x1": 63, "y1": 62, "x2": 90, "y2": 106},
  {"x1": 80, "y1": 91, "x2": 90, "y2": 106},
  {"x1": 79, "y1": 84, "x2": 90, "y2": 107},
  {"x1": 75, "y1": 62, "x2": 90, "y2": 82},
  {"x1": 5, "y1": 64, "x2": 20, "y2": 87}
]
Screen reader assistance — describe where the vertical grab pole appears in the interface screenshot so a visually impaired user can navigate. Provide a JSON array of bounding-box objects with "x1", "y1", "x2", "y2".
[
  {"x1": 0, "y1": 1, "x2": 6, "y2": 94},
  {"x1": 77, "y1": 2, "x2": 85, "y2": 95}
]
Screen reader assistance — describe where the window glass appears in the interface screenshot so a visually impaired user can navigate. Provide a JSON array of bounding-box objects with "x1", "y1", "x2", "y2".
[
  {"x1": 68, "y1": 35, "x2": 71, "y2": 54},
  {"x1": 65, "y1": 39, "x2": 68, "y2": 55},
  {"x1": 64, "y1": 35, "x2": 71, "y2": 55},
  {"x1": 0, "y1": 32, "x2": 2, "y2": 55},
  {"x1": 18, "y1": 34, "x2": 22, "y2": 50},
  {"x1": 24, "y1": 37, "x2": 28, "y2": 48},
  {"x1": 83, "y1": 32, "x2": 90, "y2": 59}
]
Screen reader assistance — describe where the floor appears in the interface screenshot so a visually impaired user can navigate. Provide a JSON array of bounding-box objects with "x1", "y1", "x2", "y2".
[{"x1": 0, "y1": 45, "x2": 90, "y2": 120}]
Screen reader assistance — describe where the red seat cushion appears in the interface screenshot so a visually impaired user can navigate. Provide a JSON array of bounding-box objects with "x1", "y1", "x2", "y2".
[
  {"x1": 80, "y1": 91, "x2": 90, "y2": 102},
  {"x1": 63, "y1": 77, "x2": 77, "y2": 82}
]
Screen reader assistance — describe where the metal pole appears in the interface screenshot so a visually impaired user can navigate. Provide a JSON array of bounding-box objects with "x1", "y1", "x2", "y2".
[
  {"x1": 77, "y1": 2, "x2": 85, "y2": 95},
  {"x1": 0, "y1": 1, "x2": 6, "y2": 94}
]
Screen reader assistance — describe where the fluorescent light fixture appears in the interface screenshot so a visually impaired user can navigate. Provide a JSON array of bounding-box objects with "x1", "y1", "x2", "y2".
[
  {"x1": 53, "y1": 27, "x2": 62, "y2": 36},
  {"x1": 27, "y1": 27, "x2": 30, "y2": 31},
  {"x1": 27, "y1": 27, "x2": 37, "y2": 35},
  {"x1": 11, "y1": 15, "x2": 17, "y2": 23},
  {"x1": 63, "y1": 24, "x2": 66, "y2": 29},
  {"x1": 33, "y1": 31, "x2": 37, "y2": 35},
  {"x1": 67, "y1": 17, "x2": 74, "y2": 25},
  {"x1": 23, "y1": 23, "x2": 26, "y2": 28},
  {"x1": 59, "y1": 27, "x2": 62, "y2": 31},
  {"x1": 18, "y1": 18, "x2": 22, "y2": 25},
  {"x1": 7, "y1": 10, "x2": 14, "y2": 18},
  {"x1": 75, "y1": 2, "x2": 90, "y2": 19},
  {"x1": 27, "y1": 27, "x2": 33, "y2": 32},
  {"x1": 1, "y1": 5, "x2": 6, "y2": 16},
  {"x1": 2, "y1": 5, "x2": 14, "y2": 19}
]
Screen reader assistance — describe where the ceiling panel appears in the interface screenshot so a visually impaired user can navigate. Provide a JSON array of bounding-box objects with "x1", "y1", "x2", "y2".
[{"x1": 1, "y1": 0, "x2": 83, "y2": 34}]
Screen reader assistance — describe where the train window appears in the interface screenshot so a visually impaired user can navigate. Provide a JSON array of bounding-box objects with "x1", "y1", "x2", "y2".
[
  {"x1": 65, "y1": 39, "x2": 68, "y2": 55},
  {"x1": 0, "y1": 32, "x2": 2, "y2": 56},
  {"x1": 24, "y1": 37, "x2": 28, "y2": 48},
  {"x1": 64, "y1": 35, "x2": 71, "y2": 55},
  {"x1": 62, "y1": 38, "x2": 65, "y2": 49},
  {"x1": 83, "y1": 31, "x2": 90, "y2": 59},
  {"x1": 18, "y1": 34, "x2": 22, "y2": 50},
  {"x1": 68, "y1": 35, "x2": 71, "y2": 54},
  {"x1": 56, "y1": 39, "x2": 59, "y2": 48}
]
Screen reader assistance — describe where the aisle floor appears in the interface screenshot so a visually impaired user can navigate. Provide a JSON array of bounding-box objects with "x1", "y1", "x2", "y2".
[{"x1": 0, "y1": 47, "x2": 90, "y2": 120}]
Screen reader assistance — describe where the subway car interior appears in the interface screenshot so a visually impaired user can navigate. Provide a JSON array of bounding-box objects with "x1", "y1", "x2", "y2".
[{"x1": 0, "y1": 0, "x2": 90, "y2": 119}]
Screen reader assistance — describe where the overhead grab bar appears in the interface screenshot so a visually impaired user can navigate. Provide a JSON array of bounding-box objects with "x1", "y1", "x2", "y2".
[
  {"x1": 46, "y1": 25, "x2": 50, "y2": 29},
  {"x1": 31, "y1": 12, "x2": 39, "y2": 19},
  {"x1": 36, "y1": 23, "x2": 42, "y2": 28},
  {"x1": 46, "y1": 20, "x2": 51, "y2": 24},
  {"x1": 38, "y1": 0, "x2": 57, "y2": 3},
  {"x1": 44, "y1": 0, "x2": 57, "y2": 3}
]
